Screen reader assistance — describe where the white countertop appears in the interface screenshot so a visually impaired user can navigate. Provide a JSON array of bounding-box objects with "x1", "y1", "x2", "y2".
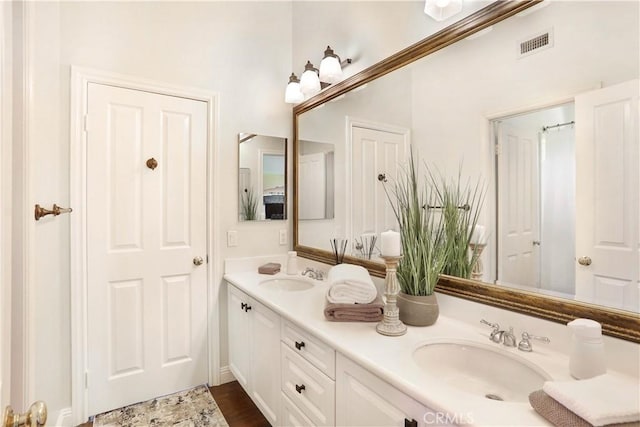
[{"x1": 223, "y1": 270, "x2": 615, "y2": 426}]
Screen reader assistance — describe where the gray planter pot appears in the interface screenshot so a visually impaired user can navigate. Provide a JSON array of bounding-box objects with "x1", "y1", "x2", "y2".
[{"x1": 397, "y1": 292, "x2": 439, "y2": 326}]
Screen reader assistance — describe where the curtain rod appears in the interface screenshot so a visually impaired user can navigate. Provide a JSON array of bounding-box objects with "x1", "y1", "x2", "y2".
[{"x1": 542, "y1": 120, "x2": 575, "y2": 132}]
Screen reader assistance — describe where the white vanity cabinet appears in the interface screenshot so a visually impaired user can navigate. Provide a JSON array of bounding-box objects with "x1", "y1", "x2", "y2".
[
  {"x1": 280, "y1": 320, "x2": 336, "y2": 426},
  {"x1": 336, "y1": 354, "x2": 451, "y2": 427},
  {"x1": 227, "y1": 284, "x2": 281, "y2": 426}
]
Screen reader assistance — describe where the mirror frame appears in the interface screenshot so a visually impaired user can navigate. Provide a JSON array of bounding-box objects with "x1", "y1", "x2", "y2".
[{"x1": 293, "y1": 0, "x2": 640, "y2": 343}]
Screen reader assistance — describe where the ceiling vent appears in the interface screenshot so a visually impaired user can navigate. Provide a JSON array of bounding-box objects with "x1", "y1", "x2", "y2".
[{"x1": 518, "y1": 28, "x2": 553, "y2": 58}]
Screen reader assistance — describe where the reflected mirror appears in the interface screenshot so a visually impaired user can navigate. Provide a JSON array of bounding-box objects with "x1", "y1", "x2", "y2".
[
  {"x1": 294, "y1": 1, "x2": 640, "y2": 341},
  {"x1": 298, "y1": 140, "x2": 335, "y2": 220},
  {"x1": 238, "y1": 133, "x2": 287, "y2": 221}
]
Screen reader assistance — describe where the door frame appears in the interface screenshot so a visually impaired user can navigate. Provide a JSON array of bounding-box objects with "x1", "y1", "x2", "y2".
[
  {"x1": 69, "y1": 67, "x2": 220, "y2": 424},
  {"x1": 486, "y1": 95, "x2": 576, "y2": 289},
  {"x1": 0, "y1": 0, "x2": 12, "y2": 410}
]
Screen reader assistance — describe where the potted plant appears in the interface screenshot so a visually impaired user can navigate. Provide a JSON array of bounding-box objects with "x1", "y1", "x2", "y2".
[
  {"x1": 429, "y1": 168, "x2": 485, "y2": 279},
  {"x1": 241, "y1": 187, "x2": 258, "y2": 221},
  {"x1": 382, "y1": 151, "x2": 449, "y2": 326}
]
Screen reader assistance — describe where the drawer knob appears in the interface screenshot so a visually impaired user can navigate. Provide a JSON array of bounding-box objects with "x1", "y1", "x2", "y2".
[
  {"x1": 240, "y1": 302, "x2": 247, "y2": 310},
  {"x1": 295, "y1": 341, "x2": 305, "y2": 350},
  {"x1": 295, "y1": 384, "x2": 306, "y2": 394},
  {"x1": 244, "y1": 304, "x2": 252, "y2": 312},
  {"x1": 405, "y1": 419, "x2": 418, "y2": 427}
]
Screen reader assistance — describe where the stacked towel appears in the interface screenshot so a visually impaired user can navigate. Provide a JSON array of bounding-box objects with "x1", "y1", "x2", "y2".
[
  {"x1": 258, "y1": 263, "x2": 281, "y2": 275},
  {"x1": 535, "y1": 374, "x2": 640, "y2": 427},
  {"x1": 529, "y1": 390, "x2": 639, "y2": 427},
  {"x1": 324, "y1": 295, "x2": 384, "y2": 322},
  {"x1": 326, "y1": 264, "x2": 377, "y2": 304}
]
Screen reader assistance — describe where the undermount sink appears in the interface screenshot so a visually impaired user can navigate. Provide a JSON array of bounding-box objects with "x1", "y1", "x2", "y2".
[
  {"x1": 412, "y1": 340, "x2": 551, "y2": 402},
  {"x1": 260, "y1": 278, "x2": 314, "y2": 292}
]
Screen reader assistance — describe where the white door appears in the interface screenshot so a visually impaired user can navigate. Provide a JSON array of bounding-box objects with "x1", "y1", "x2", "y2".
[
  {"x1": 299, "y1": 152, "x2": 327, "y2": 220},
  {"x1": 497, "y1": 123, "x2": 540, "y2": 288},
  {"x1": 351, "y1": 126, "x2": 407, "y2": 253},
  {"x1": 86, "y1": 83, "x2": 208, "y2": 415},
  {"x1": 575, "y1": 79, "x2": 639, "y2": 311}
]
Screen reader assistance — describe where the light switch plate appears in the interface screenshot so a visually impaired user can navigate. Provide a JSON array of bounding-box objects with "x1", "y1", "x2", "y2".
[
  {"x1": 227, "y1": 230, "x2": 238, "y2": 247},
  {"x1": 279, "y1": 229, "x2": 287, "y2": 245}
]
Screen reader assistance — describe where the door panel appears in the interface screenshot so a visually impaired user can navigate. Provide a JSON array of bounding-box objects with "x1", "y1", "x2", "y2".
[
  {"x1": 575, "y1": 79, "x2": 639, "y2": 311},
  {"x1": 497, "y1": 124, "x2": 540, "y2": 288},
  {"x1": 87, "y1": 83, "x2": 208, "y2": 415},
  {"x1": 351, "y1": 126, "x2": 407, "y2": 249}
]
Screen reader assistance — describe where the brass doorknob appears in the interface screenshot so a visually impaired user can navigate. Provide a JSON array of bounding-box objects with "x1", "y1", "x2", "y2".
[
  {"x1": 193, "y1": 256, "x2": 204, "y2": 266},
  {"x1": 578, "y1": 256, "x2": 592, "y2": 266},
  {"x1": 3, "y1": 401, "x2": 47, "y2": 427}
]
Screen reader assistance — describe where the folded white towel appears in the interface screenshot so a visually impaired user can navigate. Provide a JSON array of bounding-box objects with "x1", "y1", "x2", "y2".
[
  {"x1": 543, "y1": 374, "x2": 640, "y2": 426},
  {"x1": 326, "y1": 264, "x2": 377, "y2": 304}
]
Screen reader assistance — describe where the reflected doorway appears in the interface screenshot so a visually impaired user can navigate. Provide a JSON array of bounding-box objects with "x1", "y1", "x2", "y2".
[{"x1": 494, "y1": 103, "x2": 576, "y2": 297}]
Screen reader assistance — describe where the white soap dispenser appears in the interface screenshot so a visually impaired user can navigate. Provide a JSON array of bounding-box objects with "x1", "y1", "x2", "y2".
[
  {"x1": 286, "y1": 251, "x2": 298, "y2": 275},
  {"x1": 567, "y1": 318, "x2": 606, "y2": 379}
]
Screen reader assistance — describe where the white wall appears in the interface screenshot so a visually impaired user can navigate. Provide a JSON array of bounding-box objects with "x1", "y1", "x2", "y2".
[
  {"x1": 291, "y1": 1, "x2": 489, "y2": 80},
  {"x1": 12, "y1": 1, "x2": 293, "y2": 419}
]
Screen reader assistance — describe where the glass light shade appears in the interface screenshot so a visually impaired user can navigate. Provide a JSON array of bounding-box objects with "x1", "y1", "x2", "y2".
[
  {"x1": 300, "y1": 61, "x2": 321, "y2": 96},
  {"x1": 319, "y1": 46, "x2": 343, "y2": 84},
  {"x1": 424, "y1": 0, "x2": 462, "y2": 21},
  {"x1": 285, "y1": 81, "x2": 304, "y2": 104},
  {"x1": 285, "y1": 73, "x2": 304, "y2": 104}
]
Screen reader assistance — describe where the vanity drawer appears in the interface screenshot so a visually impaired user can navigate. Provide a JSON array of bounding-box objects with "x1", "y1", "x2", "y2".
[
  {"x1": 281, "y1": 392, "x2": 315, "y2": 427},
  {"x1": 281, "y1": 343, "x2": 335, "y2": 426},
  {"x1": 281, "y1": 320, "x2": 336, "y2": 379}
]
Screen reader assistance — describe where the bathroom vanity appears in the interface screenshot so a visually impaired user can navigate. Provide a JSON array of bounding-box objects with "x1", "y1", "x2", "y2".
[{"x1": 222, "y1": 257, "x2": 636, "y2": 427}]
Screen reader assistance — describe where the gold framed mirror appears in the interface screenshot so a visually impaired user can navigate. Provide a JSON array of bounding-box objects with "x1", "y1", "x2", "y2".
[{"x1": 293, "y1": 0, "x2": 640, "y2": 343}]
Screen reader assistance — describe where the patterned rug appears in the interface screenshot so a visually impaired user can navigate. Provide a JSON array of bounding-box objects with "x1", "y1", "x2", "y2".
[{"x1": 93, "y1": 385, "x2": 229, "y2": 427}]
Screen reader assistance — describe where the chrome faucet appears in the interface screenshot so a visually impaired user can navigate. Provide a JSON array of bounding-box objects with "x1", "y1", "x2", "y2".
[
  {"x1": 302, "y1": 267, "x2": 324, "y2": 280},
  {"x1": 502, "y1": 327, "x2": 517, "y2": 347},
  {"x1": 480, "y1": 320, "x2": 517, "y2": 347}
]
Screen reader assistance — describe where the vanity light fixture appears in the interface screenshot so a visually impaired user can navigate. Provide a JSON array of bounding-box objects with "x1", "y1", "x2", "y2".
[
  {"x1": 285, "y1": 73, "x2": 304, "y2": 104},
  {"x1": 299, "y1": 61, "x2": 321, "y2": 97},
  {"x1": 424, "y1": 0, "x2": 463, "y2": 22},
  {"x1": 285, "y1": 46, "x2": 353, "y2": 104}
]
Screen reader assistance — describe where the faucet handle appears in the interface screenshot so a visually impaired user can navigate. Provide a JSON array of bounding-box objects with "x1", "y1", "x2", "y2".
[
  {"x1": 480, "y1": 319, "x2": 500, "y2": 331},
  {"x1": 481, "y1": 319, "x2": 504, "y2": 343},
  {"x1": 518, "y1": 331, "x2": 550, "y2": 352}
]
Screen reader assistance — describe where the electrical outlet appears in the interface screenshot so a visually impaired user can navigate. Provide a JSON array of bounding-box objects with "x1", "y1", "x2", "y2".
[
  {"x1": 227, "y1": 230, "x2": 238, "y2": 247},
  {"x1": 279, "y1": 229, "x2": 287, "y2": 245}
]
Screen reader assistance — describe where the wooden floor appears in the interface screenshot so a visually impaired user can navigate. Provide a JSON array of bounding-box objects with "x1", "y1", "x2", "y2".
[{"x1": 77, "y1": 381, "x2": 270, "y2": 427}]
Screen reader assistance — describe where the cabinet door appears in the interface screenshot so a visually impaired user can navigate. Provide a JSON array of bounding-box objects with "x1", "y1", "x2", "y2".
[
  {"x1": 250, "y1": 299, "x2": 281, "y2": 426},
  {"x1": 227, "y1": 284, "x2": 251, "y2": 391},
  {"x1": 336, "y1": 354, "x2": 444, "y2": 427}
]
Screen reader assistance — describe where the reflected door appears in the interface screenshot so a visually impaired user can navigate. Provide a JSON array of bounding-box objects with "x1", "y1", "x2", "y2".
[
  {"x1": 575, "y1": 79, "x2": 639, "y2": 311},
  {"x1": 350, "y1": 126, "x2": 408, "y2": 253},
  {"x1": 86, "y1": 83, "x2": 208, "y2": 415},
  {"x1": 497, "y1": 123, "x2": 540, "y2": 288}
]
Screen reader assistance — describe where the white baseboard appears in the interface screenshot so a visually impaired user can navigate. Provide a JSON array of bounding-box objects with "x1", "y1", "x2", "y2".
[
  {"x1": 219, "y1": 365, "x2": 235, "y2": 384},
  {"x1": 49, "y1": 407, "x2": 73, "y2": 427}
]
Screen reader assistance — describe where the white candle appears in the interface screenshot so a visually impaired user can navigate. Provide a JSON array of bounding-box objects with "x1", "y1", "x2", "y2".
[
  {"x1": 471, "y1": 224, "x2": 485, "y2": 244},
  {"x1": 381, "y1": 230, "x2": 401, "y2": 256}
]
